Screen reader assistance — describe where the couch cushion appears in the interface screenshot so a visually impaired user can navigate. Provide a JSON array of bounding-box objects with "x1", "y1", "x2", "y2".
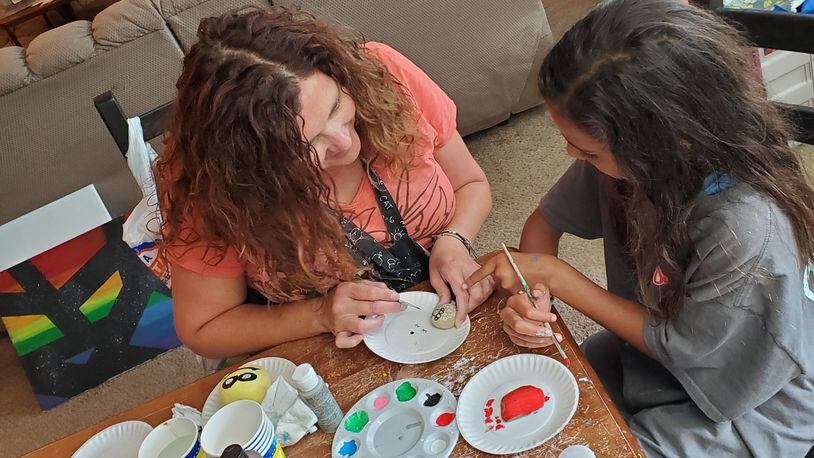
[
  {"x1": 0, "y1": 47, "x2": 38, "y2": 95},
  {"x1": 93, "y1": 0, "x2": 166, "y2": 47},
  {"x1": 25, "y1": 21, "x2": 96, "y2": 78},
  {"x1": 0, "y1": 0, "x2": 185, "y2": 225},
  {"x1": 279, "y1": 0, "x2": 548, "y2": 135},
  {"x1": 153, "y1": 0, "x2": 269, "y2": 52}
]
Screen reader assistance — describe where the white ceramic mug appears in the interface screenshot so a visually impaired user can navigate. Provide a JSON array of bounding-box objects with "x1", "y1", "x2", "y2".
[
  {"x1": 201, "y1": 400, "x2": 283, "y2": 458},
  {"x1": 138, "y1": 417, "x2": 202, "y2": 458}
]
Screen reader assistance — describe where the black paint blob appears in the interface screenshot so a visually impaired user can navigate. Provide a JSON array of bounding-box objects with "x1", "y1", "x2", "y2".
[{"x1": 423, "y1": 393, "x2": 442, "y2": 407}]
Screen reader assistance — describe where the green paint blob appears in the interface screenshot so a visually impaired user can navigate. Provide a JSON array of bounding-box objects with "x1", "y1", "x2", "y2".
[
  {"x1": 344, "y1": 411, "x2": 369, "y2": 433},
  {"x1": 395, "y1": 381, "x2": 417, "y2": 402}
]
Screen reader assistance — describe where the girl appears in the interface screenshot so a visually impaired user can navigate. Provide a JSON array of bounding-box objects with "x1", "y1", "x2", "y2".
[
  {"x1": 156, "y1": 7, "x2": 494, "y2": 359},
  {"x1": 467, "y1": 0, "x2": 814, "y2": 455}
]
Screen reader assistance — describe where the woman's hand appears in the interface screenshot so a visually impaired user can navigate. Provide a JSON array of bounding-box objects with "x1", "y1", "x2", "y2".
[
  {"x1": 429, "y1": 236, "x2": 495, "y2": 326},
  {"x1": 320, "y1": 280, "x2": 402, "y2": 348},
  {"x1": 501, "y1": 286, "x2": 562, "y2": 348}
]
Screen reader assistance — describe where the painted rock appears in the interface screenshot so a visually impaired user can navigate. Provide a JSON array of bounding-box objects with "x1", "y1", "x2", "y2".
[
  {"x1": 218, "y1": 365, "x2": 271, "y2": 405},
  {"x1": 500, "y1": 385, "x2": 550, "y2": 422},
  {"x1": 430, "y1": 302, "x2": 456, "y2": 329}
]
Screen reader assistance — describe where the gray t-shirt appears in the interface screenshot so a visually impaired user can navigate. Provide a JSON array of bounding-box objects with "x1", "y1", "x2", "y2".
[{"x1": 540, "y1": 161, "x2": 814, "y2": 457}]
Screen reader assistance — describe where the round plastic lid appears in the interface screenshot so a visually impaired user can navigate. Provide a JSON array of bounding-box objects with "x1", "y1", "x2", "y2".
[{"x1": 558, "y1": 445, "x2": 596, "y2": 458}]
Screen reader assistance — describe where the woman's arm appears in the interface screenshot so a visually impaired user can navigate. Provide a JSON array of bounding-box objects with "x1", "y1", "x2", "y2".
[
  {"x1": 431, "y1": 132, "x2": 494, "y2": 323},
  {"x1": 434, "y1": 132, "x2": 491, "y2": 241},
  {"x1": 171, "y1": 264, "x2": 401, "y2": 358}
]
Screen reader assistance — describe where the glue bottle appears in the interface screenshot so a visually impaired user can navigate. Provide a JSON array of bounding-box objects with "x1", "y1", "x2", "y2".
[{"x1": 291, "y1": 363, "x2": 344, "y2": 433}]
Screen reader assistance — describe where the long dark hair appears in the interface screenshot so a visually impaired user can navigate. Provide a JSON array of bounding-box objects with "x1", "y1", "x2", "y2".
[
  {"x1": 155, "y1": 6, "x2": 417, "y2": 300},
  {"x1": 539, "y1": 0, "x2": 814, "y2": 320}
]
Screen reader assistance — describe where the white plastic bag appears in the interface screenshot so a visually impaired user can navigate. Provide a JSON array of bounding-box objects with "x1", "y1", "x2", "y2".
[{"x1": 122, "y1": 117, "x2": 171, "y2": 286}]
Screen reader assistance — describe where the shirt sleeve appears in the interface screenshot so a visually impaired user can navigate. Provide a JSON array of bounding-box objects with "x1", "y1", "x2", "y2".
[
  {"x1": 538, "y1": 160, "x2": 603, "y2": 239},
  {"x1": 164, "y1": 226, "x2": 244, "y2": 278},
  {"x1": 643, "y1": 201, "x2": 802, "y2": 423},
  {"x1": 364, "y1": 42, "x2": 458, "y2": 149}
]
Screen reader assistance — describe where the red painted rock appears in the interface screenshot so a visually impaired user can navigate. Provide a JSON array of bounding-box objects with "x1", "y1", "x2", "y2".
[{"x1": 500, "y1": 385, "x2": 549, "y2": 422}]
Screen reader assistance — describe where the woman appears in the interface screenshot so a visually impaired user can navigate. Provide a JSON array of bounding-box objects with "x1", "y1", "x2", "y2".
[
  {"x1": 468, "y1": 0, "x2": 814, "y2": 455},
  {"x1": 156, "y1": 6, "x2": 493, "y2": 358}
]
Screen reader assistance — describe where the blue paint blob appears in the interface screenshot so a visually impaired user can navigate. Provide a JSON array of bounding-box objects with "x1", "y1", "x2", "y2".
[{"x1": 338, "y1": 439, "x2": 358, "y2": 457}]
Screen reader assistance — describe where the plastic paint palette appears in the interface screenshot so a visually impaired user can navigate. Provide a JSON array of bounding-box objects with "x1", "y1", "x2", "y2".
[{"x1": 332, "y1": 378, "x2": 459, "y2": 458}]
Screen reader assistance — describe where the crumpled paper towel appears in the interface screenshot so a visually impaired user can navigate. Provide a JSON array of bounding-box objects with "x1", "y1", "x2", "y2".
[
  {"x1": 171, "y1": 403, "x2": 203, "y2": 429},
  {"x1": 261, "y1": 377, "x2": 318, "y2": 447}
]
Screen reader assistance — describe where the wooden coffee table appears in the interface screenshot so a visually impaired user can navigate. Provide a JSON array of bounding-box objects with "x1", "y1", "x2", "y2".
[
  {"x1": 25, "y1": 288, "x2": 643, "y2": 457},
  {"x1": 1, "y1": 0, "x2": 75, "y2": 46}
]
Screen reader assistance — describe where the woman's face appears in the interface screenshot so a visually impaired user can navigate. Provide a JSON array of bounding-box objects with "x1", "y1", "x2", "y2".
[
  {"x1": 548, "y1": 104, "x2": 624, "y2": 179},
  {"x1": 298, "y1": 71, "x2": 362, "y2": 171}
]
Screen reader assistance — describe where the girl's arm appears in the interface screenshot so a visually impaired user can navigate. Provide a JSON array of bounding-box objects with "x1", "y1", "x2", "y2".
[
  {"x1": 520, "y1": 209, "x2": 563, "y2": 255},
  {"x1": 431, "y1": 132, "x2": 494, "y2": 324},
  {"x1": 171, "y1": 264, "x2": 401, "y2": 358},
  {"x1": 545, "y1": 258, "x2": 650, "y2": 355},
  {"x1": 467, "y1": 252, "x2": 652, "y2": 356}
]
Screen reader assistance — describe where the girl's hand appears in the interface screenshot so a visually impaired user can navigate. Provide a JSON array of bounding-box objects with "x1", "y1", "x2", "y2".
[
  {"x1": 465, "y1": 250, "x2": 560, "y2": 294},
  {"x1": 320, "y1": 280, "x2": 402, "y2": 348},
  {"x1": 429, "y1": 236, "x2": 496, "y2": 326},
  {"x1": 501, "y1": 286, "x2": 562, "y2": 348}
]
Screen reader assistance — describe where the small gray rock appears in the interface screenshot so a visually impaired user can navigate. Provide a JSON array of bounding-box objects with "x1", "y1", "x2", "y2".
[{"x1": 430, "y1": 302, "x2": 456, "y2": 329}]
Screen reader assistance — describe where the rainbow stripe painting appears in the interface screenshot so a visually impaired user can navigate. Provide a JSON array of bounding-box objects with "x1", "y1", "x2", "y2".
[{"x1": 0, "y1": 217, "x2": 181, "y2": 409}]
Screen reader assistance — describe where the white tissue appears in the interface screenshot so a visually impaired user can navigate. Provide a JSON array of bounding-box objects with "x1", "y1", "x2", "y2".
[
  {"x1": 261, "y1": 377, "x2": 317, "y2": 447},
  {"x1": 171, "y1": 403, "x2": 203, "y2": 429}
]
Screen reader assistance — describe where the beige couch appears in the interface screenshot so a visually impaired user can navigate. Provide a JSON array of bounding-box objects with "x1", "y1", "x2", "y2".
[{"x1": 0, "y1": 0, "x2": 553, "y2": 226}]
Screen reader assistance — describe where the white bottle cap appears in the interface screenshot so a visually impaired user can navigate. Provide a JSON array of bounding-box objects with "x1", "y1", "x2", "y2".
[{"x1": 292, "y1": 363, "x2": 320, "y2": 392}]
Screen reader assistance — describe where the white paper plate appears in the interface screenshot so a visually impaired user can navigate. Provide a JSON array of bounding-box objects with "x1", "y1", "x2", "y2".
[
  {"x1": 332, "y1": 378, "x2": 459, "y2": 458},
  {"x1": 201, "y1": 356, "x2": 297, "y2": 426},
  {"x1": 72, "y1": 421, "x2": 153, "y2": 458},
  {"x1": 364, "y1": 291, "x2": 470, "y2": 364},
  {"x1": 457, "y1": 354, "x2": 579, "y2": 455}
]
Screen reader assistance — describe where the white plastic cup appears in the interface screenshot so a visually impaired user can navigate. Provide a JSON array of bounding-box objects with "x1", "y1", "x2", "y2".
[
  {"x1": 201, "y1": 400, "x2": 283, "y2": 458},
  {"x1": 138, "y1": 417, "x2": 201, "y2": 458}
]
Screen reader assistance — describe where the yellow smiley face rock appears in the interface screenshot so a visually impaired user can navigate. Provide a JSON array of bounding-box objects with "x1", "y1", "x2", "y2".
[{"x1": 218, "y1": 365, "x2": 272, "y2": 405}]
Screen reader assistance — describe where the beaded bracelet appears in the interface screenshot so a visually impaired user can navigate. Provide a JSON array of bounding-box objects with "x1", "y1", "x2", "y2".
[{"x1": 433, "y1": 230, "x2": 478, "y2": 258}]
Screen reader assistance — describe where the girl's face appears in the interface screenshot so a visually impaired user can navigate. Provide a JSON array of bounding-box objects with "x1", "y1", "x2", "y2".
[
  {"x1": 548, "y1": 104, "x2": 624, "y2": 179},
  {"x1": 298, "y1": 71, "x2": 362, "y2": 171}
]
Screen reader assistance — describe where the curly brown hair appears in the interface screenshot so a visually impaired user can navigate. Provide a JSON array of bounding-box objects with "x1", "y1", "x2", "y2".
[
  {"x1": 155, "y1": 6, "x2": 418, "y2": 301},
  {"x1": 539, "y1": 0, "x2": 814, "y2": 320}
]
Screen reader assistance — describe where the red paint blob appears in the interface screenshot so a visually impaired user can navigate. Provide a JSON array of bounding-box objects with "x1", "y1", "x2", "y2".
[
  {"x1": 436, "y1": 412, "x2": 455, "y2": 427},
  {"x1": 501, "y1": 385, "x2": 550, "y2": 422},
  {"x1": 486, "y1": 399, "x2": 495, "y2": 407}
]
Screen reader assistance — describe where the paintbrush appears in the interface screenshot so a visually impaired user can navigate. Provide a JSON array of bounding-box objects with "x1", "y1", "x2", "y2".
[
  {"x1": 500, "y1": 243, "x2": 570, "y2": 367},
  {"x1": 399, "y1": 300, "x2": 421, "y2": 310}
]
